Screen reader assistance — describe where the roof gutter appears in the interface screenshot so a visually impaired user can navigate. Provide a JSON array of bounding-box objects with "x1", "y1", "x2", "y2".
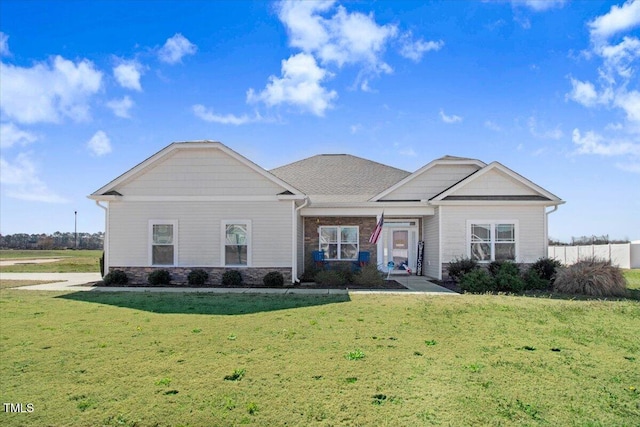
[
  {"x1": 544, "y1": 205, "x2": 560, "y2": 257},
  {"x1": 292, "y1": 196, "x2": 310, "y2": 283},
  {"x1": 94, "y1": 200, "x2": 109, "y2": 277}
]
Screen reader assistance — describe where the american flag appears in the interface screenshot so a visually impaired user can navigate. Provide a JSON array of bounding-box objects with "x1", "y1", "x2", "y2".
[{"x1": 369, "y1": 213, "x2": 384, "y2": 244}]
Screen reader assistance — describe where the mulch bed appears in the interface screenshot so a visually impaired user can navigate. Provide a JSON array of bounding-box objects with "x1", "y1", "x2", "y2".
[{"x1": 97, "y1": 280, "x2": 407, "y2": 290}]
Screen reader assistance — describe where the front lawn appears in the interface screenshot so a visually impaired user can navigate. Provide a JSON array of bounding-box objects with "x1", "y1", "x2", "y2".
[
  {"x1": 0, "y1": 291, "x2": 638, "y2": 426},
  {"x1": 0, "y1": 250, "x2": 101, "y2": 273}
]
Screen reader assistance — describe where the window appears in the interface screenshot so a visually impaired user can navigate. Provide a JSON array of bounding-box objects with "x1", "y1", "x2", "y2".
[
  {"x1": 319, "y1": 226, "x2": 359, "y2": 260},
  {"x1": 149, "y1": 221, "x2": 177, "y2": 266},
  {"x1": 468, "y1": 221, "x2": 516, "y2": 262},
  {"x1": 223, "y1": 221, "x2": 251, "y2": 266}
]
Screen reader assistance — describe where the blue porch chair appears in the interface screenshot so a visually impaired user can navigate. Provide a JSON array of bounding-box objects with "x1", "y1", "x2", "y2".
[
  {"x1": 312, "y1": 250, "x2": 328, "y2": 269},
  {"x1": 351, "y1": 251, "x2": 371, "y2": 272}
]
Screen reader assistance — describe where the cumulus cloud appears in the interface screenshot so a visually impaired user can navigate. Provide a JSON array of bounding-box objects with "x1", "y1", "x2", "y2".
[
  {"x1": 247, "y1": 53, "x2": 338, "y2": 116},
  {"x1": 399, "y1": 34, "x2": 444, "y2": 62},
  {"x1": 572, "y1": 128, "x2": 640, "y2": 159},
  {"x1": 0, "y1": 32, "x2": 9, "y2": 56},
  {"x1": 588, "y1": 0, "x2": 640, "y2": 41},
  {"x1": 106, "y1": 96, "x2": 134, "y2": 118},
  {"x1": 158, "y1": 33, "x2": 197, "y2": 64},
  {"x1": 192, "y1": 104, "x2": 253, "y2": 125},
  {"x1": 0, "y1": 123, "x2": 37, "y2": 148},
  {"x1": 512, "y1": 0, "x2": 567, "y2": 11},
  {"x1": 113, "y1": 60, "x2": 143, "y2": 91},
  {"x1": 439, "y1": 109, "x2": 462, "y2": 124},
  {"x1": 86, "y1": 130, "x2": 112, "y2": 156},
  {"x1": 0, "y1": 153, "x2": 67, "y2": 203},
  {"x1": 484, "y1": 120, "x2": 502, "y2": 132},
  {"x1": 0, "y1": 55, "x2": 102, "y2": 124}
]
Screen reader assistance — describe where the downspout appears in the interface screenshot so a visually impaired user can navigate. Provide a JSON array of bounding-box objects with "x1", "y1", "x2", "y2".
[
  {"x1": 292, "y1": 197, "x2": 309, "y2": 283},
  {"x1": 544, "y1": 205, "x2": 559, "y2": 257},
  {"x1": 95, "y1": 200, "x2": 109, "y2": 278}
]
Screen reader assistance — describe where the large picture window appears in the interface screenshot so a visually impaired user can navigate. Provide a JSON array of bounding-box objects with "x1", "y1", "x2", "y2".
[
  {"x1": 149, "y1": 221, "x2": 177, "y2": 266},
  {"x1": 223, "y1": 221, "x2": 251, "y2": 266},
  {"x1": 319, "y1": 226, "x2": 359, "y2": 260},
  {"x1": 468, "y1": 221, "x2": 516, "y2": 262}
]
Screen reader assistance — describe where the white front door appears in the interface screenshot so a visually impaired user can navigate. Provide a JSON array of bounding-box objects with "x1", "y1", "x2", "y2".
[{"x1": 381, "y1": 221, "x2": 418, "y2": 274}]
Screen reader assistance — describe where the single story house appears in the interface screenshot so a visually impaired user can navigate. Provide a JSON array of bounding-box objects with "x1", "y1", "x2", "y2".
[{"x1": 89, "y1": 141, "x2": 564, "y2": 284}]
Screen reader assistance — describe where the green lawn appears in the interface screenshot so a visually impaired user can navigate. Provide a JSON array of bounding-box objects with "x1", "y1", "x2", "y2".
[
  {"x1": 1, "y1": 290, "x2": 638, "y2": 426},
  {"x1": 0, "y1": 250, "x2": 101, "y2": 273}
]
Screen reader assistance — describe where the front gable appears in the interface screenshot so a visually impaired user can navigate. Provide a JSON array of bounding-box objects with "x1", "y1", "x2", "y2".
[
  {"x1": 431, "y1": 162, "x2": 562, "y2": 204},
  {"x1": 90, "y1": 141, "x2": 303, "y2": 199}
]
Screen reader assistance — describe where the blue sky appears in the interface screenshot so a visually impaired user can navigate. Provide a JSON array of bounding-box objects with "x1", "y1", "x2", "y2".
[{"x1": 1, "y1": 0, "x2": 639, "y2": 242}]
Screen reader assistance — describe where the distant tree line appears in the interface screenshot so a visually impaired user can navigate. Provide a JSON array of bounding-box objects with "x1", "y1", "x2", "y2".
[
  {"x1": 549, "y1": 235, "x2": 630, "y2": 246},
  {"x1": 0, "y1": 232, "x2": 104, "y2": 250}
]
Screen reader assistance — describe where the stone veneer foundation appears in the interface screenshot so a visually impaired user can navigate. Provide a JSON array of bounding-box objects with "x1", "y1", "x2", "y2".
[{"x1": 109, "y1": 267, "x2": 292, "y2": 286}]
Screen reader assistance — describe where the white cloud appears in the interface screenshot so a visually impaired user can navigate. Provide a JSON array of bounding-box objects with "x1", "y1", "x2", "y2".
[
  {"x1": 511, "y1": 0, "x2": 567, "y2": 11},
  {"x1": 528, "y1": 116, "x2": 564, "y2": 140},
  {"x1": 399, "y1": 33, "x2": 444, "y2": 62},
  {"x1": 350, "y1": 123, "x2": 363, "y2": 134},
  {"x1": 567, "y1": 78, "x2": 601, "y2": 107},
  {"x1": 614, "y1": 90, "x2": 640, "y2": 122},
  {"x1": 158, "y1": 33, "x2": 197, "y2": 64},
  {"x1": 484, "y1": 120, "x2": 502, "y2": 132},
  {"x1": 277, "y1": 1, "x2": 397, "y2": 73},
  {"x1": 247, "y1": 53, "x2": 338, "y2": 116},
  {"x1": 86, "y1": 130, "x2": 112, "y2": 156},
  {"x1": 0, "y1": 55, "x2": 102, "y2": 124},
  {"x1": 439, "y1": 109, "x2": 462, "y2": 124},
  {"x1": 399, "y1": 147, "x2": 417, "y2": 156},
  {"x1": 192, "y1": 104, "x2": 253, "y2": 125},
  {"x1": 588, "y1": 0, "x2": 640, "y2": 41},
  {"x1": 0, "y1": 153, "x2": 67, "y2": 203},
  {"x1": 113, "y1": 60, "x2": 143, "y2": 91},
  {"x1": 0, "y1": 32, "x2": 9, "y2": 56},
  {"x1": 616, "y1": 161, "x2": 640, "y2": 173},
  {"x1": 572, "y1": 128, "x2": 640, "y2": 156},
  {"x1": 106, "y1": 96, "x2": 134, "y2": 118},
  {"x1": 0, "y1": 122, "x2": 37, "y2": 148}
]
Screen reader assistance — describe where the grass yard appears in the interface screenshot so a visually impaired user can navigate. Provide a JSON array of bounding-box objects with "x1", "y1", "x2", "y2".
[
  {"x1": 0, "y1": 250, "x2": 101, "y2": 273},
  {"x1": 0, "y1": 280, "x2": 61, "y2": 290},
  {"x1": 0, "y1": 290, "x2": 638, "y2": 426}
]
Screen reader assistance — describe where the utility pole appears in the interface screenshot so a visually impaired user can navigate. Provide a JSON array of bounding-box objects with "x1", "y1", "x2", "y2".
[{"x1": 74, "y1": 211, "x2": 78, "y2": 249}]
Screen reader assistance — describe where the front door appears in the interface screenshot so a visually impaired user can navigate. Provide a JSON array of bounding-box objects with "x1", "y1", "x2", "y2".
[
  {"x1": 382, "y1": 222, "x2": 418, "y2": 274},
  {"x1": 390, "y1": 229, "x2": 410, "y2": 271}
]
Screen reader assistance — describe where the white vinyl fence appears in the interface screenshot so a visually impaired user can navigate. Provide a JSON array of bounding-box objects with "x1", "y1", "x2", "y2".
[{"x1": 548, "y1": 242, "x2": 640, "y2": 269}]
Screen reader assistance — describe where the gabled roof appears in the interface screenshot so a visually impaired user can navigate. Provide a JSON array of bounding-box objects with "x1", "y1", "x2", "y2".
[
  {"x1": 430, "y1": 161, "x2": 563, "y2": 204},
  {"x1": 89, "y1": 141, "x2": 304, "y2": 199},
  {"x1": 270, "y1": 154, "x2": 410, "y2": 202},
  {"x1": 371, "y1": 155, "x2": 485, "y2": 201}
]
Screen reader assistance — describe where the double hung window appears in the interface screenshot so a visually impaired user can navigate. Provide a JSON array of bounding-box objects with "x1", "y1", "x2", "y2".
[
  {"x1": 319, "y1": 226, "x2": 359, "y2": 260},
  {"x1": 150, "y1": 221, "x2": 177, "y2": 266},
  {"x1": 469, "y1": 222, "x2": 516, "y2": 262},
  {"x1": 223, "y1": 221, "x2": 251, "y2": 266}
]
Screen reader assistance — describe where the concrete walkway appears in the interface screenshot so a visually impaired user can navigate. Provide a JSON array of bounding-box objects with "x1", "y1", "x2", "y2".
[{"x1": 0, "y1": 272, "x2": 458, "y2": 295}]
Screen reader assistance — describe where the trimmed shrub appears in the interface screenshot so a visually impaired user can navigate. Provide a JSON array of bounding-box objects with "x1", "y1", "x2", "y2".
[
  {"x1": 459, "y1": 269, "x2": 495, "y2": 293},
  {"x1": 447, "y1": 257, "x2": 479, "y2": 282},
  {"x1": 263, "y1": 271, "x2": 285, "y2": 287},
  {"x1": 493, "y1": 262, "x2": 525, "y2": 293},
  {"x1": 188, "y1": 269, "x2": 209, "y2": 286},
  {"x1": 103, "y1": 269, "x2": 128, "y2": 286},
  {"x1": 314, "y1": 270, "x2": 347, "y2": 286},
  {"x1": 553, "y1": 257, "x2": 627, "y2": 297},
  {"x1": 523, "y1": 268, "x2": 551, "y2": 291},
  {"x1": 148, "y1": 269, "x2": 171, "y2": 286},
  {"x1": 530, "y1": 257, "x2": 562, "y2": 282},
  {"x1": 222, "y1": 270, "x2": 243, "y2": 287},
  {"x1": 353, "y1": 264, "x2": 385, "y2": 286},
  {"x1": 488, "y1": 260, "x2": 520, "y2": 277}
]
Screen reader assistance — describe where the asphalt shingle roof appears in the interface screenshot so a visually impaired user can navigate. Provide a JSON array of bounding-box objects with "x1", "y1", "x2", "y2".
[{"x1": 270, "y1": 154, "x2": 411, "y2": 202}]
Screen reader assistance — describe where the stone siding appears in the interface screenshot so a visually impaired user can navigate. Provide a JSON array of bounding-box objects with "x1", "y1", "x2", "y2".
[{"x1": 108, "y1": 266, "x2": 292, "y2": 286}]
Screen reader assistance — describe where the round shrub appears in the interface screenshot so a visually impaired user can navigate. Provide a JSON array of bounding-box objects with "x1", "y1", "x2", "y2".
[
  {"x1": 222, "y1": 270, "x2": 243, "y2": 287},
  {"x1": 103, "y1": 269, "x2": 128, "y2": 286},
  {"x1": 493, "y1": 263, "x2": 525, "y2": 293},
  {"x1": 523, "y1": 268, "x2": 551, "y2": 291},
  {"x1": 459, "y1": 269, "x2": 495, "y2": 293},
  {"x1": 314, "y1": 270, "x2": 347, "y2": 286},
  {"x1": 188, "y1": 269, "x2": 209, "y2": 286},
  {"x1": 148, "y1": 269, "x2": 171, "y2": 286},
  {"x1": 263, "y1": 271, "x2": 285, "y2": 287},
  {"x1": 447, "y1": 257, "x2": 479, "y2": 282},
  {"x1": 488, "y1": 260, "x2": 520, "y2": 277},
  {"x1": 353, "y1": 264, "x2": 385, "y2": 286},
  {"x1": 530, "y1": 257, "x2": 562, "y2": 282},
  {"x1": 553, "y1": 257, "x2": 627, "y2": 297}
]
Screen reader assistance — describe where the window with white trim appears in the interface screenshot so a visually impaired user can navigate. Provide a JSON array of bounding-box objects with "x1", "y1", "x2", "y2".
[
  {"x1": 149, "y1": 221, "x2": 177, "y2": 266},
  {"x1": 469, "y1": 222, "x2": 516, "y2": 262},
  {"x1": 223, "y1": 221, "x2": 251, "y2": 266},
  {"x1": 319, "y1": 226, "x2": 359, "y2": 260}
]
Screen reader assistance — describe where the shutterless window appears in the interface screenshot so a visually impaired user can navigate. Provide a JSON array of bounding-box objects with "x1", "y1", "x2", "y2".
[
  {"x1": 151, "y1": 223, "x2": 175, "y2": 265},
  {"x1": 225, "y1": 223, "x2": 249, "y2": 266},
  {"x1": 319, "y1": 226, "x2": 359, "y2": 260},
  {"x1": 470, "y1": 223, "x2": 516, "y2": 262}
]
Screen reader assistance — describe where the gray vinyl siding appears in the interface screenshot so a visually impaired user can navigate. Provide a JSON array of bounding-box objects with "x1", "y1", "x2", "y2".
[
  {"x1": 380, "y1": 164, "x2": 479, "y2": 201},
  {"x1": 108, "y1": 201, "x2": 292, "y2": 267}
]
